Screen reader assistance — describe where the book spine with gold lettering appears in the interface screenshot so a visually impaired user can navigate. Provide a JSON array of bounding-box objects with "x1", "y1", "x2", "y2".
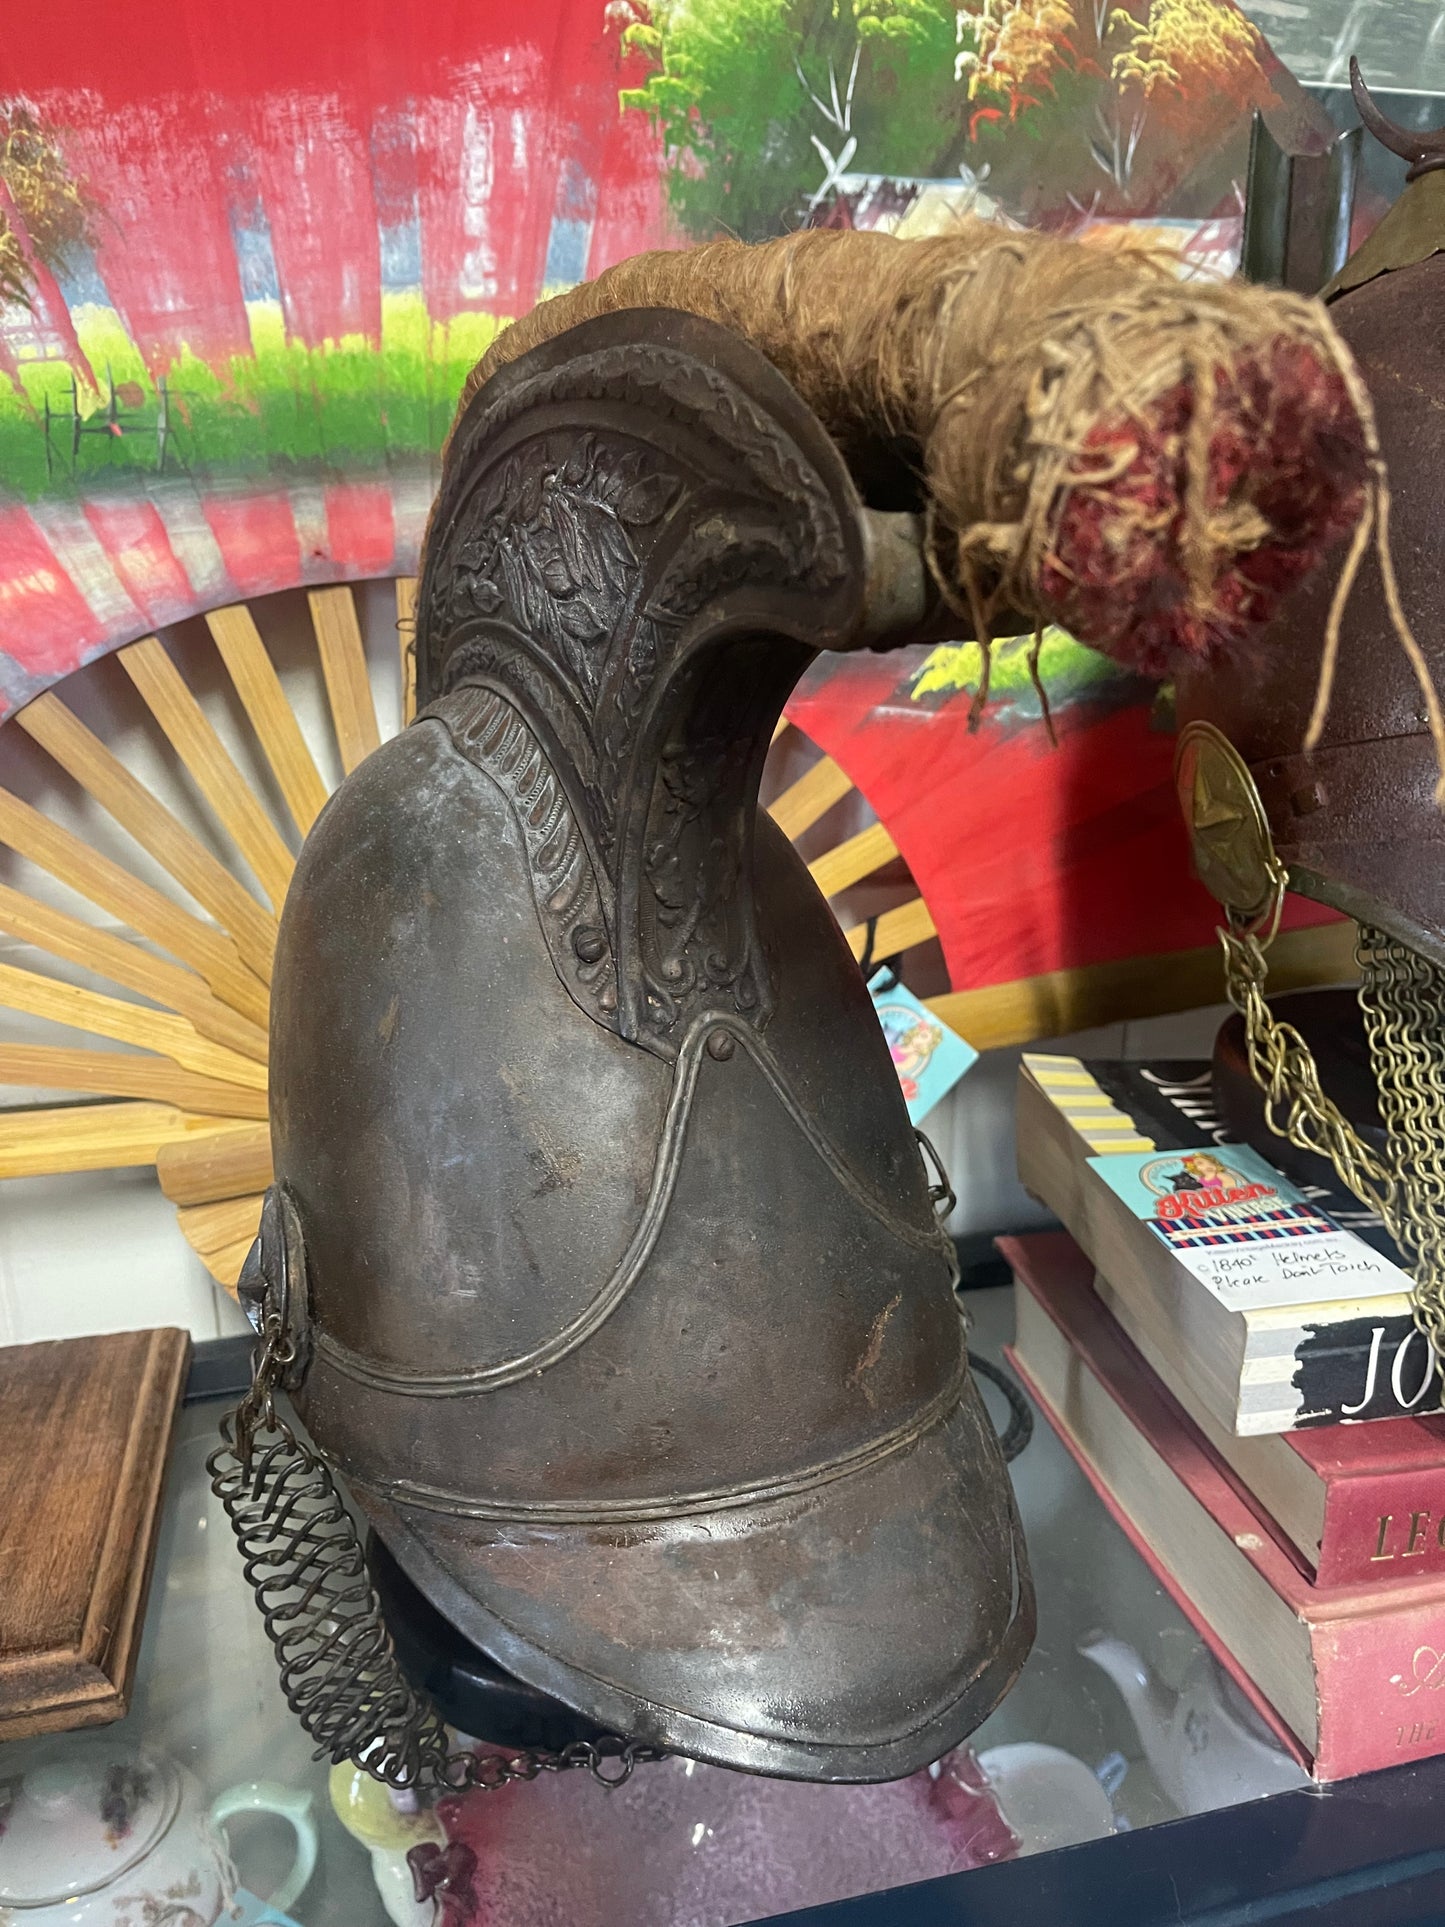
[{"x1": 1318, "y1": 1479, "x2": 1445, "y2": 1589}]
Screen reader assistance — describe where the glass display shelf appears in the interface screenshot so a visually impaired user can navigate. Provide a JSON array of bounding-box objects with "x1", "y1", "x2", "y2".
[{"x1": 5, "y1": 1283, "x2": 1440, "y2": 1927}]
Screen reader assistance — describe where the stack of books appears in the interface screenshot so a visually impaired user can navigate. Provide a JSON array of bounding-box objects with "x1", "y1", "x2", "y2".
[{"x1": 1008, "y1": 1052, "x2": 1445, "y2": 1781}]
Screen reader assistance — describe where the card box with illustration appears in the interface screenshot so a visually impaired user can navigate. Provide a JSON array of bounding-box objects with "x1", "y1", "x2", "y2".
[{"x1": 1017, "y1": 1055, "x2": 1427, "y2": 1435}]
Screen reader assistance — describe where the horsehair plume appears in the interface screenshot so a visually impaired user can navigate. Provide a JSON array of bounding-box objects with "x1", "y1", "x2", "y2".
[{"x1": 465, "y1": 223, "x2": 1445, "y2": 796}]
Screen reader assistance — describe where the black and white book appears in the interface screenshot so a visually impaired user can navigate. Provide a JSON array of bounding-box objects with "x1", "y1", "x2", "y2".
[{"x1": 1016, "y1": 1055, "x2": 1432, "y2": 1436}]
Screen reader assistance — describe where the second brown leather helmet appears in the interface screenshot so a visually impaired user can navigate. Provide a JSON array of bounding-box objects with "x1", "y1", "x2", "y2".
[{"x1": 1176, "y1": 93, "x2": 1445, "y2": 962}]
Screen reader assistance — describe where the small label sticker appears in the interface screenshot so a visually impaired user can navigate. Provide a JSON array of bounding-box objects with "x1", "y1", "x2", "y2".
[
  {"x1": 1087, "y1": 1142, "x2": 1415, "y2": 1311},
  {"x1": 869, "y1": 971, "x2": 977, "y2": 1124}
]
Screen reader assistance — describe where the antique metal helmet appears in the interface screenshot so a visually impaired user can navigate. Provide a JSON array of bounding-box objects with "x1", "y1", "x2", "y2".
[
  {"x1": 235, "y1": 306, "x2": 1034, "y2": 1785},
  {"x1": 1174, "y1": 69, "x2": 1445, "y2": 1351}
]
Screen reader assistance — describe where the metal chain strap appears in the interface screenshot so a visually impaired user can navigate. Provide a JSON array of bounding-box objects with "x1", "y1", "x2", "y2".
[
  {"x1": 1219, "y1": 914, "x2": 1445, "y2": 1364},
  {"x1": 207, "y1": 1312, "x2": 662, "y2": 1795},
  {"x1": 1218, "y1": 919, "x2": 1398, "y2": 1222},
  {"x1": 212, "y1": 1131, "x2": 973, "y2": 1789},
  {"x1": 1355, "y1": 926, "x2": 1445, "y2": 1360},
  {"x1": 968, "y1": 1354, "x2": 1034, "y2": 1463}
]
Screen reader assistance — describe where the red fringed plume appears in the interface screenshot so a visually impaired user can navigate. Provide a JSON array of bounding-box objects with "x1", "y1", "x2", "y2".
[
  {"x1": 1038, "y1": 340, "x2": 1371, "y2": 678},
  {"x1": 472, "y1": 225, "x2": 1391, "y2": 707}
]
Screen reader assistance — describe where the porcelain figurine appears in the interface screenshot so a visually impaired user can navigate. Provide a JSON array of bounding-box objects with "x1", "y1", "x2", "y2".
[
  {"x1": 0, "y1": 1739, "x2": 316, "y2": 1926},
  {"x1": 329, "y1": 1765, "x2": 442, "y2": 1927},
  {"x1": 1079, "y1": 1634, "x2": 1307, "y2": 1813}
]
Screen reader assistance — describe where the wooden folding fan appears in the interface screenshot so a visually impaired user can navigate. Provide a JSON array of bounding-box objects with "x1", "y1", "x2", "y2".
[{"x1": 0, "y1": 579, "x2": 934, "y2": 1290}]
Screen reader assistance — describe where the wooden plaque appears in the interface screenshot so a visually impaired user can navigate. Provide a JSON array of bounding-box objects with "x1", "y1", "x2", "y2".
[{"x1": 0, "y1": 1327, "x2": 190, "y2": 1740}]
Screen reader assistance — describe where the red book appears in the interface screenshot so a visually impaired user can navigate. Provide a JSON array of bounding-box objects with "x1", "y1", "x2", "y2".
[
  {"x1": 1285, "y1": 1400, "x2": 1445, "y2": 1588},
  {"x1": 1002, "y1": 1230, "x2": 1445, "y2": 1781}
]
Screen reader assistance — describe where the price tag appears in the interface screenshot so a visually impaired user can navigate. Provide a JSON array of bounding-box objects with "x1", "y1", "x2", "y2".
[{"x1": 868, "y1": 970, "x2": 978, "y2": 1124}]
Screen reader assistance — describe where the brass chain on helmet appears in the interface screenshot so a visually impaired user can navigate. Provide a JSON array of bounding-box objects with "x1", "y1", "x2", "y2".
[
  {"x1": 1218, "y1": 908, "x2": 1445, "y2": 1365},
  {"x1": 1355, "y1": 926, "x2": 1445, "y2": 1360},
  {"x1": 207, "y1": 1312, "x2": 663, "y2": 1795},
  {"x1": 1176, "y1": 720, "x2": 1445, "y2": 1368},
  {"x1": 1218, "y1": 913, "x2": 1398, "y2": 1222}
]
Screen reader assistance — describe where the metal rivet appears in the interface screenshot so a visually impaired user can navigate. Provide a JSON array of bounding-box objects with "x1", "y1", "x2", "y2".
[
  {"x1": 1290, "y1": 781, "x2": 1326, "y2": 817},
  {"x1": 706, "y1": 1029, "x2": 735, "y2": 1061},
  {"x1": 573, "y1": 926, "x2": 607, "y2": 963}
]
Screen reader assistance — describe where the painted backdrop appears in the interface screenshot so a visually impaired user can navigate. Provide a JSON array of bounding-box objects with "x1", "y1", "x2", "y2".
[{"x1": 0, "y1": 0, "x2": 1344, "y2": 1015}]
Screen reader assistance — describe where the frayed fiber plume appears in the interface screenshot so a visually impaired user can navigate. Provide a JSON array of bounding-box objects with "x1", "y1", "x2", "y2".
[{"x1": 471, "y1": 224, "x2": 1370, "y2": 673}]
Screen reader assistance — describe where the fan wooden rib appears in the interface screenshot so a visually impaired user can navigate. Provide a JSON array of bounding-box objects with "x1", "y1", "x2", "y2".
[
  {"x1": 808, "y1": 821, "x2": 898, "y2": 899},
  {"x1": 0, "y1": 882, "x2": 267, "y2": 1062},
  {"x1": 14, "y1": 692, "x2": 278, "y2": 981},
  {"x1": 206, "y1": 604, "x2": 330, "y2": 837},
  {"x1": 396, "y1": 578, "x2": 418, "y2": 728},
  {"x1": 119, "y1": 637, "x2": 296, "y2": 911},
  {"x1": 0, "y1": 582, "x2": 939, "y2": 1290},
  {"x1": 0, "y1": 1103, "x2": 252, "y2": 1181},
  {"x1": 767, "y1": 753, "x2": 853, "y2": 840},
  {"x1": 177, "y1": 1192, "x2": 269, "y2": 1260},
  {"x1": 845, "y1": 897, "x2": 937, "y2": 962},
  {"x1": 0, "y1": 1044, "x2": 268, "y2": 1119},
  {"x1": 156, "y1": 1123, "x2": 272, "y2": 1205},
  {"x1": 0, "y1": 786, "x2": 270, "y2": 1025},
  {"x1": 0, "y1": 962, "x2": 267, "y2": 1089},
  {"x1": 205, "y1": 1236, "x2": 262, "y2": 1291},
  {"x1": 309, "y1": 586, "x2": 382, "y2": 774}
]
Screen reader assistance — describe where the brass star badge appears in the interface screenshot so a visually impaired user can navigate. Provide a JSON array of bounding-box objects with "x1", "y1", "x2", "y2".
[{"x1": 1174, "y1": 722, "x2": 1285, "y2": 923}]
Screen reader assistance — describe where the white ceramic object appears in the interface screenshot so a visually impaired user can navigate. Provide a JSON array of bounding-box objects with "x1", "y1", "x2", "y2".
[
  {"x1": 329, "y1": 1764, "x2": 442, "y2": 1927},
  {"x1": 974, "y1": 1741, "x2": 1115, "y2": 1851},
  {"x1": 1079, "y1": 1634, "x2": 1307, "y2": 1814},
  {"x1": 0, "y1": 1739, "x2": 316, "y2": 1925}
]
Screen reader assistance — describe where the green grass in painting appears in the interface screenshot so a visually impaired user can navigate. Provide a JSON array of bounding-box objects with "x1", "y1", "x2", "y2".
[
  {"x1": 0, "y1": 293, "x2": 506, "y2": 499},
  {"x1": 909, "y1": 630, "x2": 1131, "y2": 710}
]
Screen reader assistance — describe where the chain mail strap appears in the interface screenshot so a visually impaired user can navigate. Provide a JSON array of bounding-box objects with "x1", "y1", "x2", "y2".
[
  {"x1": 1356, "y1": 927, "x2": 1445, "y2": 1358},
  {"x1": 215, "y1": 1135, "x2": 969, "y2": 1788},
  {"x1": 1219, "y1": 911, "x2": 1445, "y2": 1365},
  {"x1": 207, "y1": 1313, "x2": 662, "y2": 1795},
  {"x1": 1219, "y1": 918, "x2": 1398, "y2": 1221}
]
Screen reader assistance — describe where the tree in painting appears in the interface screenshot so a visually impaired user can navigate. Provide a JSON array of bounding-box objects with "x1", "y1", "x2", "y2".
[
  {"x1": 932, "y1": 0, "x2": 1280, "y2": 212},
  {"x1": 619, "y1": 0, "x2": 1302, "y2": 234},
  {"x1": 1107, "y1": 0, "x2": 1270, "y2": 189},
  {"x1": 615, "y1": 0, "x2": 966, "y2": 238},
  {"x1": 0, "y1": 104, "x2": 94, "y2": 311}
]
